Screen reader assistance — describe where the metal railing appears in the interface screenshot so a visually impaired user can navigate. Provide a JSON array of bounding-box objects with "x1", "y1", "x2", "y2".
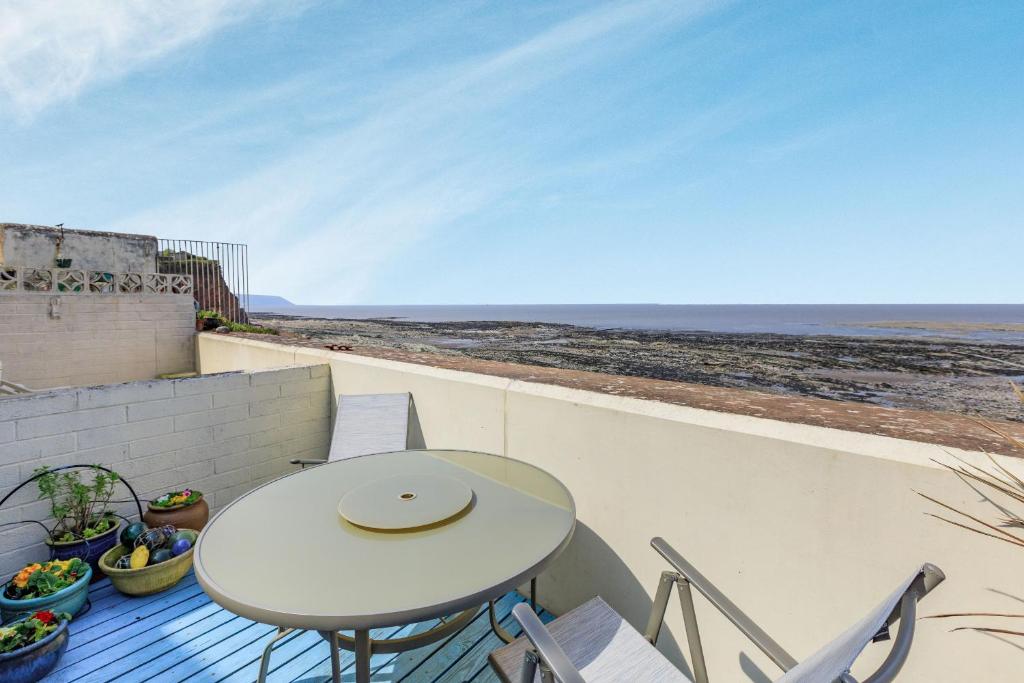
[{"x1": 157, "y1": 239, "x2": 250, "y2": 323}]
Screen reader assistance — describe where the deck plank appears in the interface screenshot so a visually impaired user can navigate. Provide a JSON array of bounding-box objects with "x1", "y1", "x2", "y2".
[{"x1": 44, "y1": 576, "x2": 555, "y2": 683}]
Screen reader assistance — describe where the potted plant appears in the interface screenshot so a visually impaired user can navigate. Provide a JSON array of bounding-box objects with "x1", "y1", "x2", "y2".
[
  {"x1": 35, "y1": 466, "x2": 122, "y2": 580},
  {"x1": 0, "y1": 610, "x2": 71, "y2": 683},
  {"x1": 100, "y1": 525, "x2": 198, "y2": 596},
  {"x1": 0, "y1": 559, "x2": 90, "y2": 622},
  {"x1": 143, "y1": 489, "x2": 209, "y2": 530},
  {"x1": 197, "y1": 310, "x2": 223, "y2": 331}
]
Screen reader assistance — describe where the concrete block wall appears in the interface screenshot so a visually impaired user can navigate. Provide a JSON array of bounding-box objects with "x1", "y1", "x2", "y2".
[
  {"x1": 0, "y1": 293, "x2": 196, "y2": 389},
  {"x1": 0, "y1": 365, "x2": 331, "y2": 577},
  {"x1": 0, "y1": 223, "x2": 157, "y2": 272}
]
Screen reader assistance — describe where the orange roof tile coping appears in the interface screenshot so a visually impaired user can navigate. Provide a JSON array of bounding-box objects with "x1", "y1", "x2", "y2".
[{"x1": 235, "y1": 333, "x2": 1024, "y2": 457}]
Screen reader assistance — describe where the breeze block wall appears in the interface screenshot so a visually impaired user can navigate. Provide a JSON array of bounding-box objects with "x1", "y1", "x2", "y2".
[
  {"x1": 0, "y1": 293, "x2": 196, "y2": 389},
  {"x1": 0, "y1": 365, "x2": 331, "y2": 576}
]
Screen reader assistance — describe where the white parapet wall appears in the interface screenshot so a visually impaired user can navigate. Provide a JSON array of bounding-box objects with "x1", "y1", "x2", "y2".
[
  {"x1": 0, "y1": 365, "x2": 331, "y2": 577},
  {"x1": 0, "y1": 292, "x2": 197, "y2": 389},
  {"x1": 197, "y1": 333, "x2": 1022, "y2": 682}
]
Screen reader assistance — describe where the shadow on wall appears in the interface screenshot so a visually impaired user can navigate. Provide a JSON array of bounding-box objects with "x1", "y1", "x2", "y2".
[
  {"x1": 408, "y1": 397, "x2": 427, "y2": 449},
  {"x1": 741, "y1": 652, "x2": 774, "y2": 683},
  {"x1": 541, "y1": 521, "x2": 692, "y2": 679}
]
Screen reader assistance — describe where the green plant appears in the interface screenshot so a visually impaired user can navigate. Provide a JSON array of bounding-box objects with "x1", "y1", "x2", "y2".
[
  {"x1": 0, "y1": 610, "x2": 69, "y2": 653},
  {"x1": 35, "y1": 466, "x2": 120, "y2": 542},
  {"x1": 196, "y1": 310, "x2": 277, "y2": 334},
  {"x1": 4, "y1": 559, "x2": 86, "y2": 600},
  {"x1": 225, "y1": 321, "x2": 278, "y2": 335}
]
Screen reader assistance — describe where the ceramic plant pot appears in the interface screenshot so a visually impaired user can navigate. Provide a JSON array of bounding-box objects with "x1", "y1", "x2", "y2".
[
  {"x1": 99, "y1": 535, "x2": 196, "y2": 596},
  {"x1": 0, "y1": 564, "x2": 92, "y2": 623},
  {"x1": 45, "y1": 521, "x2": 121, "y2": 582},
  {"x1": 0, "y1": 617, "x2": 69, "y2": 683},
  {"x1": 143, "y1": 495, "x2": 209, "y2": 531}
]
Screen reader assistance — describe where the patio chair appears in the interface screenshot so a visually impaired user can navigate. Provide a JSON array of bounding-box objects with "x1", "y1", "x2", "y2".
[
  {"x1": 489, "y1": 537, "x2": 944, "y2": 683},
  {"x1": 290, "y1": 392, "x2": 411, "y2": 466}
]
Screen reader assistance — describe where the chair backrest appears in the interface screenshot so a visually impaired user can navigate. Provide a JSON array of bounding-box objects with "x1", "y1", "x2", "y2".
[
  {"x1": 651, "y1": 538, "x2": 945, "y2": 683},
  {"x1": 776, "y1": 563, "x2": 945, "y2": 683},
  {"x1": 328, "y1": 393, "x2": 411, "y2": 462}
]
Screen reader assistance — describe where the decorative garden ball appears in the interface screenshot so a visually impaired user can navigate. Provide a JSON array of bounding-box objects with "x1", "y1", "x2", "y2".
[
  {"x1": 120, "y1": 522, "x2": 147, "y2": 549},
  {"x1": 171, "y1": 539, "x2": 191, "y2": 556},
  {"x1": 159, "y1": 524, "x2": 177, "y2": 538},
  {"x1": 115, "y1": 555, "x2": 133, "y2": 570},
  {"x1": 150, "y1": 549, "x2": 174, "y2": 565},
  {"x1": 169, "y1": 530, "x2": 198, "y2": 546},
  {"x1": 135, "y1": 528, "x2": 167, "y2": 551},
  {"x1": 129, "y1": 546, "x2": 149, "y2": 569}
]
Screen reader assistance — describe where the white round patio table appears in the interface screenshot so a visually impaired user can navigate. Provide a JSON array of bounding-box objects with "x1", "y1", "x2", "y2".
[{"x1": 194, "y1": 449, "x2": 576, "y2": 683}]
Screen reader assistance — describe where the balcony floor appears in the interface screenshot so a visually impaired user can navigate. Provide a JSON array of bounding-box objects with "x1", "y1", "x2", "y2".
[{"x1": 46, "y1": 572, "x2": 550, "y2": 682}]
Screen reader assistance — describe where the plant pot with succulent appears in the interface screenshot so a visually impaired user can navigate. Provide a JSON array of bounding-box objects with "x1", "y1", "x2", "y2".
[
  {"x1": 0, "y1": 610, "x2": 71, "y2": 683},
  {"x1": 0, "y1": 559, "x2": 90, "y2": 623},
  {"x1": 143, "y1": 489, "x2": 209, "y2": 531},
  {"x1": 35, "y1": 466, "x2": 123, "y2": 581}
]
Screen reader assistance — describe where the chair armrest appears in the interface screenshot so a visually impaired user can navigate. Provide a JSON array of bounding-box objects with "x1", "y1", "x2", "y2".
[
  {"x1": 651, "y1": 537, "x2": 799, "y2": 672},
  {"x1": 511, "y1": 603, "x2": 586, "y2": 683},
  {"x1": 863, "y1": 565, "x2": 944, "y2": 683},
  {"x1": 289, "y1": 458, "x2": 328, "y2": 467}
]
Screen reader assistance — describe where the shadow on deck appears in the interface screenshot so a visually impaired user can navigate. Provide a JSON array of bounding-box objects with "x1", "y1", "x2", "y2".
[{"x1": 45, "y1": 573, "x2": 550, "y2": 682}]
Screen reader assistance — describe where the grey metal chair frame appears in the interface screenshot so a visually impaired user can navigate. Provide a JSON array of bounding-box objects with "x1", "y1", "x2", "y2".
[{"x1": 513, "y1": 537, "x2": 945, "y2": 683}]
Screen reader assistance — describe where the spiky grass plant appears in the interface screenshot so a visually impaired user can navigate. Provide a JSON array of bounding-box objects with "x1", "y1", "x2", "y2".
[{"x1": 917, "y1": 382, "x2": 1024, "y2": 637}]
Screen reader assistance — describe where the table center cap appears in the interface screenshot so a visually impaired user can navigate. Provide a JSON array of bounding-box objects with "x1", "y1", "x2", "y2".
[{"x1": 338, "y1": 474, "x2": 474, "y2": 530}]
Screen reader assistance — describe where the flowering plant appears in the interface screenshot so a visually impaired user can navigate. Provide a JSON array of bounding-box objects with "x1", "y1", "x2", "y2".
[
  {"x1": 151, "y1": 489, "x2": 202, "y2": 508},
  {"x1": 0, "y1": 611, "x2": 70, "y2": 653},
  {"x1": 4, "y1": 559, "x2": 87, "y2": 600}
]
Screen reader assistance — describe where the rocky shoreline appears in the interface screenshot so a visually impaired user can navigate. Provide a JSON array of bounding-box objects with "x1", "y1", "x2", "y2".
[{"x1": 251, "y1": 314, "x2": 1024, "y2": 422}]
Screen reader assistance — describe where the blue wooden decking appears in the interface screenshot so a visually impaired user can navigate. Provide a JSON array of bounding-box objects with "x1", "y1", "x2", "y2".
[{"x1": 45, "y1": 573, "x2": 552, "y2": 682}]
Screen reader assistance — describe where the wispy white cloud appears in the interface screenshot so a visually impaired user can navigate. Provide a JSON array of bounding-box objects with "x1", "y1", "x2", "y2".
[
  {"x1": 0, "y1": 0, "x2": 284, "y2": 119},
  {"x1": 117, "y1": 0, "x2": 725, "y2": 302}
]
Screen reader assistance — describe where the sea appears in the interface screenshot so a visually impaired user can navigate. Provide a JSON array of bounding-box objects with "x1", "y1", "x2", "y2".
[{"x1": 251, "y1": 303, "x2": 1024, "y2": 343}]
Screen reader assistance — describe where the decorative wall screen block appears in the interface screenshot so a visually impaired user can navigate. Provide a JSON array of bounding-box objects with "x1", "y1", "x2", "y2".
[
  {"x1": 0, "y1": 267, "x2": 191, "y2": 297},
  {"x1": 89, "y1": 271, "x2": 115, "y2": 293},
  {"x1": 142, "y1": 273, "x2": 168, "y2": 293},
  {"x1": 168, "y1": 274, "x2": 193, "y2": 295},
  {"x1": 0, "y1": 267, "x2": 17, "y2": 291},
  {"x1": 22, "y1": 268, "x2": 53, "y2": 292},
  {"x1": 116, "y1": 272, "x2": 143, "y2": 293},
  {"x1": 55, "y1": 269, "x2": 86, "y2": 293}
]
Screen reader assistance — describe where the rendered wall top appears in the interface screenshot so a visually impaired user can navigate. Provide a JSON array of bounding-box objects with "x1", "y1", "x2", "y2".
[
  {"x1": 195, "y1": 333, "x2": 1024, "y2": 682},
  {"x1": 0, "y1": 223, "x2": 158, "y2": 273}
]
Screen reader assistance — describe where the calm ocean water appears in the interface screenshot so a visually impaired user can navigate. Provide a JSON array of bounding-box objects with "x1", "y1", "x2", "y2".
[{"x1": 253, "y1": 304, "x2": 1024, "y2": 343}]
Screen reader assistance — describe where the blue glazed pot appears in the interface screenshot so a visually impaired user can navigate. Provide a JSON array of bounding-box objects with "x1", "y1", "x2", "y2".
[
  {"x1": 46, "y1": 522, "x2": 120, "y2": 582},
  {"x1": 0, "y1": 617, "x2": 69, "y2": 683},
  {"x1": 0, "y1": 564, "x2": 92, "y2": 624}
]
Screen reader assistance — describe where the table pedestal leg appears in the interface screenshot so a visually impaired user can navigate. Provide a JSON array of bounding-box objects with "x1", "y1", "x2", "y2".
[
  {"x1": 258, "y1": 627, "x2": 293, "y2": 683},
  {"x1": 491, "y1": 577, "x2": 540, "y2": 643},
  {"x1": 354, "y1": 629, "x2": 371, "y2": 683},
  {"x1": 329, "y1": 630, "x2": 342, "y2": 683}
]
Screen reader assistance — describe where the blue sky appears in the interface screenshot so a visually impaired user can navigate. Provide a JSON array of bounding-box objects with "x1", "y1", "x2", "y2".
[{"x1": 1, "y1": 1, "x2": 1021, "y2": 305}]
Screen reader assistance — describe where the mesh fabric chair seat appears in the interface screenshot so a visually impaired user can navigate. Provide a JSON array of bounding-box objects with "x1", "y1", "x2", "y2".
[{"x1": 491, "y1": 538, "x2": 944, "y2": 683}]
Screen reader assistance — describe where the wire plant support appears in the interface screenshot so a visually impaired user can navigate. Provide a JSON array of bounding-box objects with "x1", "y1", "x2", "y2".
[{"x1": 0, "y1": 464, "x2": 144, "y2": 546}]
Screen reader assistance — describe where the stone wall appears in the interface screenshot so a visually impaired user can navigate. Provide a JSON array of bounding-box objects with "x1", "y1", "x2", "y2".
[
  {"x1": 0, "y1": 224, "x2": 157, "y2": 273},
  {"x1": 0, "y1": 365, "x2": 332, "y2": 576},
  {"x1": 0, "y1": 293, "x2": 196, "y2": 389}
]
